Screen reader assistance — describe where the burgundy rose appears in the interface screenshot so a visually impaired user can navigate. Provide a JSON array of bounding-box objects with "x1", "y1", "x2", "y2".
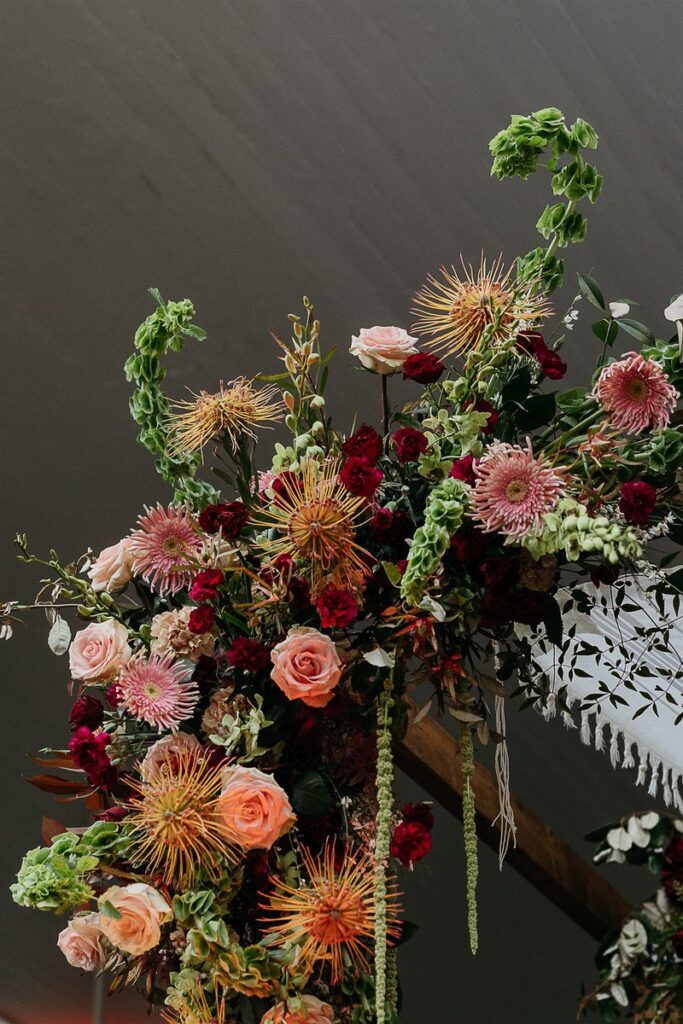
[
  {"x1": 392, "y1": 427, "x2": 428, "y2": 464},
  {"x1": 227, "y1": 637, "x2": 270, "y2": 674},
  {"x1": 69, "y1": 695, "x2": 104, "y2": 731},
  {"x1": 464, "y1": 398, "x2": 499, "y2": 435},
  {"x1": 540, "y1": 349, "x2": 567, "y2": 380},
  {"x1": 339, "y1": 456, "x2": 383, "y2": 498},
  {"x1": 619, "y1": 480, "x2": 657, "y2": 526},
  {"x1": 198, "y1": 500, "x2": 248, "y2": 538},
  {"x1": 449, "y1": 453, "x2": 477, "y2": 485},
  {"x1": 402, "y1": 352, "x2": 445, "y2": 385},
  {"x1": 342, "y1": 424, "x2": 383, "y2": 465},
  {"x1": 188, "y1": 605, "x2": 215, "y2": 634},
  {"x1": 316, "y1": 585, "x2": 358, "y2": 630},
  {"x1": 189, "y1": 568, "x2": 224, "y2": 602},
  {"x1": 68, "y1": 726, "x2": 115, "y2": 790},
  {"x1": 517, "y1": 331, "x2": 567, "y2": 381},
  {"x1": 390, "y1": 820, "x2": 432, "y2": 868}
]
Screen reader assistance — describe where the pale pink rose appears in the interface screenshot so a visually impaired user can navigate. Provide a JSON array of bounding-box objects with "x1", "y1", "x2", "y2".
[
  {"x1": 98, "y1": 883, "x2": 172, "y2": 956},
  {"x1": 57, "y1": 913, "x2": 105, "y2": 972},
  {"x1": 140, "y1": 731, "x2": 202, "y2": 782},
  {"x1": 270, "y1": 627, "x2": 342, "y2": 708},
  {"x1": 216, "y1": 765, "x2": 295, "y2": 850},
  {"x1": 88, "y1": 539, "x2": 134, "y2": 593},
  {"x1": 69, "y1": 619, "x2": 132, "y2": 683},
  {"x1": 349, "y1": 326, "x2": 418, "y2": 374},
  {"x1": 261, "y1": 995, "x2": 335, "y2": 1024}
]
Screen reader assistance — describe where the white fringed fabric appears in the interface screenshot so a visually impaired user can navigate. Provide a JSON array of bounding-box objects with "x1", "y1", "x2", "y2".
[{"x1": 531, "y1": 577, "x2": 683, "y2": 813}]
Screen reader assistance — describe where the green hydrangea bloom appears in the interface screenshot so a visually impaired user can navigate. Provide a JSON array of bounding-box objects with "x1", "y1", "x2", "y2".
[
  {"x1": 11, "y1": 838, "x2": 96, "y2": 915},
  {"x1": 401, "y1": 478, "x2": 468, "y2": 605},
  {"x1": 520, "y1": 498, "x2": 642, "y2": 564}
]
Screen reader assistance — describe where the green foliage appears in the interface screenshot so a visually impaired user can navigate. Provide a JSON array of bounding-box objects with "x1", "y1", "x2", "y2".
[
  {"x1": 400, "y1": 478, "x2": 468, "y2": 605},
  {"x1": 125, "y1": 288, "x2": 219, "y2": 508},
  {"x1": 490, "y1": 108, "x2": 602, "y2": 292}
]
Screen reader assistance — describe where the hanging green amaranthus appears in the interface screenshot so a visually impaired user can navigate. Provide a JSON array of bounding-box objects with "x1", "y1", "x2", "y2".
[
  {"x1": 460, "y1": 727, "x2": 479, "y2": 955},
  {"x1": 374, "y1": 675, "x2": 396, "y2": 1024}
]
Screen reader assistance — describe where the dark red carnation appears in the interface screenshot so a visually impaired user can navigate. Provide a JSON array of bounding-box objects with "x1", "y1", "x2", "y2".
[
  {"x1": 316, "y1": 585, "x2": 358, "y2": 630},
  {"x1": 105, "y1": 682, "x2": 122, "y2": 708},
  {"x1": 68, "y1": 726, "x2": 115, "y2": 790},
  {"x1": 342, "y1": 424, "x2": 383, "y2": 465},
  {"x1": 370, "y1": 507, "x2": 412, "y2": 547},
  {"x1": 198, "y1": 500, "x2": 248, "y2": 538},
  {"x1": 402, "y1": 352, "x2": 445, "y2": 385},
  {"x1": 390, "y1": 820, "x2": 432, "y2": 868},
  {"x1": 449, "y1": 454, "x2": 477, "y2": 485},
  {"x1": 392, "y1": 427, "x2": 428, "y2": 464},
  {"x1": 450, "y1": 526, "x2": 488, "y2": 564},
  {"x1": 189, "y1": 568, "x2": 224, "y2": 602},
  {"x1": 188, "y1": 605, "x2": 215, "y2": 634},
  {"x1": 464, "y1": 398, "x2": 500, "y2": 435},
  {"x1": 69, "y1": 695, "x2": 104, "y2": 731},
  {"x1": 270, "y1": 472, "x2": 304, "y2": 507},
  {"x1": 401, "y1": 801, "x2": 434, "y2": 830},
  {"x1": 517, "y1": 331, "x2": 567, "y2": 381},
  {"x1": 619, "y1": 480, "x2": 657, "y2": 526},
  {"x1": 481, "y1": 557, "x2": 518, "y2": 591},
  {"x1": 339, "y1": 456, "x2": 382, "y2": 498},
  {"x1": 227, "y1": 636, "x2": 270, "y2": 673}
]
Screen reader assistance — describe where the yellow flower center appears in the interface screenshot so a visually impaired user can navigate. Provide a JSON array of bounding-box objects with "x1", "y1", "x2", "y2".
[
  {"x1": 505, "y1": 479, "x2": 529, "y2": 503},
  {"x1": 626, "y1": 378, "x2": 648, "y2": 401}
]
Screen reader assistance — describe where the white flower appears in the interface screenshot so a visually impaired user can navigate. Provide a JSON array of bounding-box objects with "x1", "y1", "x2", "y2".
[
  {"x1": 618, "y1": 918, "x2": 648, "y2": 962},
  {"x1": 638, "y1": 811, "x2": 660, "y2": 830},
  {"x1": 626, "y1": 815, "x2": 650, "y2": 849},
  {"x1": 610, "y1": 983, "x2": 629, "y2": 1007},
  {"x1": 664, "y1": 294, "x2": 683, "y2": 321},
  {"x1": 607, "y1": 826, "x2": 632, "y2": 852},
  {"x1": 609, "y1": 301, "x2": 630, "y2": 319}
]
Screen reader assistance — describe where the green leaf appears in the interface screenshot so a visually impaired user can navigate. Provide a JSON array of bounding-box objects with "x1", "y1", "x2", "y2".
[
  {"x1": 616, "y1": 319, "x2": 656, "y2": 346},
  {"x1": 501, "y1": 367, "x2": 532, "y2": 406},
  {"x1": 291, "y1": 770, "x2": 335, "y2": 817},
  {"x1": 577, "y1": 273, "x2": 605, "y2": 311},
  {"x1": 591, "y1": 318, "x2": 619, "y2": 345},
  {"x1": 100, "y1": 900, "x2": 122, "y2": 920},
  {"x1": 515, "y1": 392, "x2": 556, "y2": 430}
]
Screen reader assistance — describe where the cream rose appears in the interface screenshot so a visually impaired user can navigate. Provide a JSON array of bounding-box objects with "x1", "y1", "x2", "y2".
[
  {"x1": 57, "y1": 913, "x2": 105, "y2": 971},
  {"x1": 69, "y1": 619, "x2": 132, "y2": 682},
  {"x1": 88, "y1": 539, "x2": 134, "y2": 593},
  {"x1": 270, "y1": 627, "x2": 342, "y2": 708},
  {"x1": 216, "y1": 765, "x2": 295, "y2": 850},
  {"x1": 349, "y1": 325, "x2": 418, "y2": 374},
  {"x1": 98, "y1": 883, "x2": 172, "y2": 956},
  {"x1": 139, "y1": 731, "x2": 202, "y2": 782},
  {"x1": 261, "y1": 995, "x2": 335, "y2": 1024}
]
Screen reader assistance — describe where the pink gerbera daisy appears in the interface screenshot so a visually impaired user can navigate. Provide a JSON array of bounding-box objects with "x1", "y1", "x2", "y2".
[
  {"x1": 129, "y1": 503, "x2": 202, "y2": 595},
  {"x1": 471, "y1": 441, "x2": 565, "y2": 538},
  {"x1": 592, "y1": 352, "x2": 678, "y2": 433},
  {"x1": 119, "y1": 653, "x2": 199, "y2": 730}
]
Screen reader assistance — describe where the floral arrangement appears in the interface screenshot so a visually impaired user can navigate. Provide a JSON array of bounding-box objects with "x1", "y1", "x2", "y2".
[
  {"x1": 581, "y1": 812, "x2": 683, "y2": 1022},
  {"x1": 5, "y1": 107, "x2": 683, "y2": 1023}
]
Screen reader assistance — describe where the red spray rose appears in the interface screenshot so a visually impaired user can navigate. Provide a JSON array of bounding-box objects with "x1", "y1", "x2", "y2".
[
  {"x1": 342, "y1": 424, "x2": 383, "y2": 465},
  {"x1": 188, "y1": 605, "x2": 215, "y2": 634},
  {"x1": 392, "y1": 427, "x2": 428, "y2": 464},
  {"x1": 339, "y1": 456, "x2": 383, "y2": 498},
  {"x1": 189, "y1": 568, "x2": 224, "y2": 602},
  {"x1": 619, "y1": 480, "x2": 657, "y2": 525},
  {"x1": 68, "y1": 726, "x2": 115, "y2": 789},
  {"x1": 316, "y1": 585, "x2": 358, "y2": 629},
  {"x1": 198, "y1": 500, "x2": 248, "y2": 537},
  {"x1": 449, "y1": 454, "x2": 477, "y2": 485},
  {"x1": 402, "y1": 352, "x2": 445, "y2": 384},
  {"x1": 517, "y1": 331, "x2": 567, "y2": 381},
  {"x1": 227, "y1": 637, "x2": 270, "y2": 673},
  {"x1": 69, "y1": 695, "x2": 104, "y2": 731}
]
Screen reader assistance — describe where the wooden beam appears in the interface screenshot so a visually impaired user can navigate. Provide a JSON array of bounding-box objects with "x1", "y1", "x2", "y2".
[{"x1": 396, "y1": 705, "x2": 631, "y2": 940}]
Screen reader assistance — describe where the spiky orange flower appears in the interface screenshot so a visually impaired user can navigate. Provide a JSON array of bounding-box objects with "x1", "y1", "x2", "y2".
[
  {"x1": 162, "y1": 976, "x2": 226, "y2": 1024},
  {"x1": 411, "y1": 256, "x2": 551, "y2": 358},
  {"x1": 252, "y1": 459, "x2": 371, "y2": 596},
  {"x1": 125, "y1": 753, "x2": 238, "y2": 889},
  {"x1": 169, "y1": 377, "x2": 284, "y2": 457},
  {"x1": 260, "y1": 843, "x2": 400, "y2": 983}
]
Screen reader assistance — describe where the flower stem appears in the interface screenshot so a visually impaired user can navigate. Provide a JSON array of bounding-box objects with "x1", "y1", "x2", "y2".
[
  {"x1": 460, "y1": 727, "x2": 479, "y2": 955},
  {"x1": 381, "y1": 374, "x2": 390, "y2": 438},
  {"x1": 374, "y1": 674, "x2": 395, "y2": 1024}
]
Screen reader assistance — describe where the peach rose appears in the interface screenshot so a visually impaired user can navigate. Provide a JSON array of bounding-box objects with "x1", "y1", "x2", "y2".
[
  {"x1": 57, "y1": 913, "x2": 105, "y2": 971},
  {"x1": 69, "y1": 619, "x2": 132, "y2": 682},
  {"x1": 88, "y1": 539, "x2": 134, "y2": 593},
  {"x1": 270, "y1": 627, "x2": 342, "y2": 708},
  {"x1": 349, "y1": 326, "x2": 418, "y2": 374},
  {"x1": 97, "y1": 883, "x2": 172, "y2": 956},
  {"x1": 261, "y1": 996, "x2": 335, "y2": 1024},
  {"x1": 140, "y1": 731, "x2": 202, "y2": 782},
  {"x1": 216, "y1": 765, "x2": 295, "y2": 850}
]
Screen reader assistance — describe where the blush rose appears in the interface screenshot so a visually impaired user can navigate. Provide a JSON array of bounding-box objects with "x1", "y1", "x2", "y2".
[
  {"x1": 97, "y1": 883, "x2": 172, "y2": 956},
  {"x1": 216, "y1": 765, "x2": 295, "y2": 850},
  {"x1": 349, "y1": 326, "x2": 418, "y2": 374},
  {"x1": 87, "y1": 539, "x2": 135, "y2": 593},
  {"x1": 57, "y1": 913, "x2": 105, "y2": 971},
  {"x1": 69, "y1": 619, "x2": 132, "y2": 683},
  {"x1": 270, "y1": 627, "x2": 342, "y2": 707}
]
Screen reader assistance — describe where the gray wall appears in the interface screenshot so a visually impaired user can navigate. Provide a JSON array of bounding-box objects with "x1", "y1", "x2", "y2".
[{"x1": 1, "y1": 2, "x2": 680, "y2": 1022}]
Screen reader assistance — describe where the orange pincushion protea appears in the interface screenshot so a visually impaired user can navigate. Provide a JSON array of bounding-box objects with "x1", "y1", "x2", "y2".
[
  {"x1": 252, "y1": 459, "x2": 372, "y2": 596},
  {"x1": 259, "y1": 842, "x2": 400, "y2": 983}
]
